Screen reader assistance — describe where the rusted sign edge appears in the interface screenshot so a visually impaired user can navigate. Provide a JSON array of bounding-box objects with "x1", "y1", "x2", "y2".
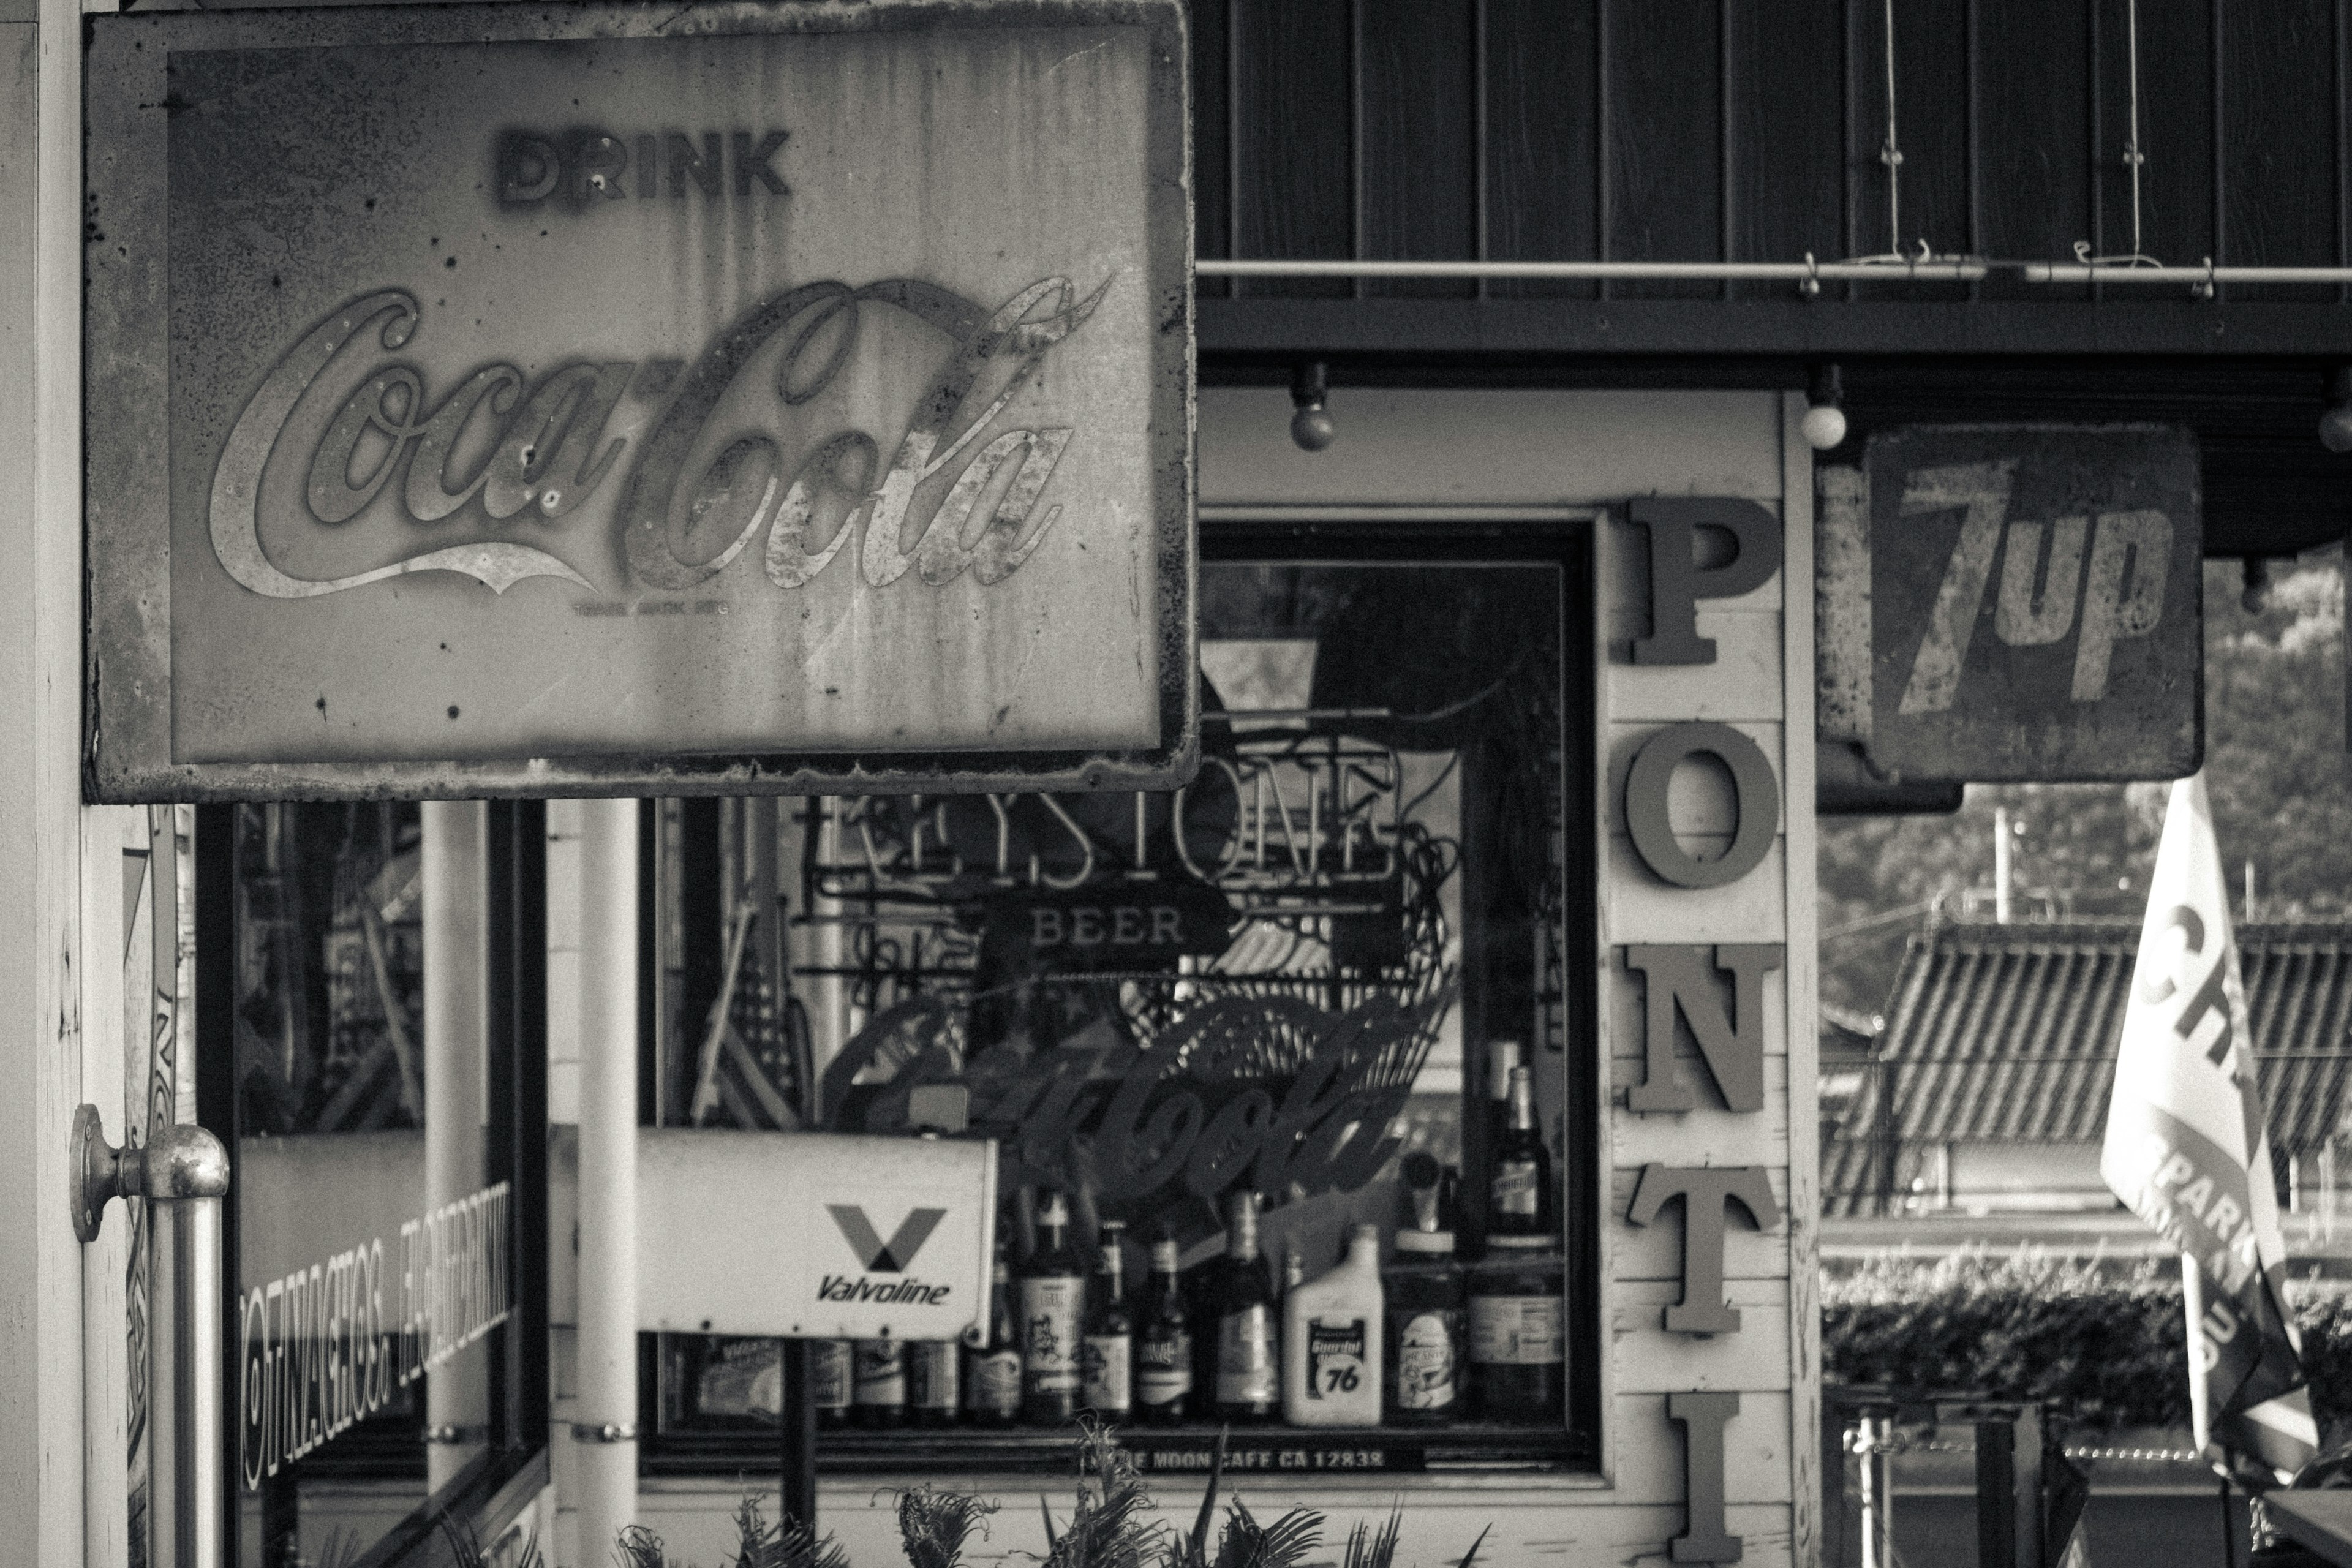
[{"x1": 83, "y1": 0, "x2": 1197, "y2": 802}]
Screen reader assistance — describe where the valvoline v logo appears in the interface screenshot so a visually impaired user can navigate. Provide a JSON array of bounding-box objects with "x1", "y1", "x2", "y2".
[{"x1": 826, "y1": 1205, "x2": 946, "y2": 1273}]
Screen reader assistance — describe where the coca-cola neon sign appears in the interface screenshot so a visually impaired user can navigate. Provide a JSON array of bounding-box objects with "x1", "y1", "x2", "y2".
[{"x1": 211, "y1": 273, "x2": 1111, "y2": 600}]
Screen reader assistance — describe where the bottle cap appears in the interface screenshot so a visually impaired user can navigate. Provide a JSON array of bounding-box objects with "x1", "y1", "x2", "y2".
[{"x1": 1394, "y1": 1227, "x2": 1455, "y2": 1254}]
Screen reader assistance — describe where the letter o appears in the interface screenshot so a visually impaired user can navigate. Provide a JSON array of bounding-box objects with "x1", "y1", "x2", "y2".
[{"x1": 1624, "y1": 721, "x2": 1779, "y2": 889}]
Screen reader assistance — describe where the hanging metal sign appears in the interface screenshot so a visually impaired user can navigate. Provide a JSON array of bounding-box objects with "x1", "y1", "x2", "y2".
[
  {"x1": 1817, "y1": 424, "x2": 2202, "y2": 782},
  {"x1": 85, "y1": 0, "x2": 1194, "y2": 801},
  {"x1": 638, "y1": 1131, "x2": 997, "y2": 1341}
]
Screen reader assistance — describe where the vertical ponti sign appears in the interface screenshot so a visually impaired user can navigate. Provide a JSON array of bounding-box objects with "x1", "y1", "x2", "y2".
[
  {"x1": 85, "y1": 0, "x2": 1193, "y2": 801},
  {"x1": 1818, "y1": 425, "x2": 2201, "y2": 782}
]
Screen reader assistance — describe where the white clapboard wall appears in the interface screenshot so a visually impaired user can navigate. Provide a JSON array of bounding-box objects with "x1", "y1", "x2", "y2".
[{"x1": 609, "y1": 388, "x2": 1820, "y2": 1568}]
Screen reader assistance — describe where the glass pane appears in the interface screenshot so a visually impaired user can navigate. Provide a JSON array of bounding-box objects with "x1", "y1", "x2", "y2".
[
  {"x1": 651, "y1": 538, "x2": 1582, "y2": 1467},
  {"x1": 225, "y1": 804, "x2": 510, "y2": 1567}
]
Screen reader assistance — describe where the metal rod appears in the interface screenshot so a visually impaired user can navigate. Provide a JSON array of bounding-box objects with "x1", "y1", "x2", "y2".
[
  {"x1": 1196, "y1": 257, "x2": 2352, "y2": 287},
  {"x1": 1197, "y1": 257, "x2": 1989, "y2": 282},
  {"x1": 173, "y1": 1200, "x2": 222, "y2": 1568}
]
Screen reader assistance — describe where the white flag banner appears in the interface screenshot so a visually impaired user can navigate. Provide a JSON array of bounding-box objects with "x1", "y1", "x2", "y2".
[{"x1": 2101, "y1": 774, "x2": 2318, "y2": 1483}]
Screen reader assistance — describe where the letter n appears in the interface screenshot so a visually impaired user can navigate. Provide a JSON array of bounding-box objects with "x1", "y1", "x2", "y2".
[{"x1": 1626, "y1": 944, "x2": 1782, "y2": 1112}]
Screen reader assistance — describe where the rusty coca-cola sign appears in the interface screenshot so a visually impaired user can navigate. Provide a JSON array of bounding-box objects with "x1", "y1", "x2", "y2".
[{"x1": 86, "y1": 0, "x2": 1193, "y2": 801}]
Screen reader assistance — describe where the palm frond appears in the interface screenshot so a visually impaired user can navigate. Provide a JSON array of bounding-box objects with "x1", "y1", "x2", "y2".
[
  {"x1": 1044, "y1": 1419, "x2": 1164, "y2": 1568},
  {"x1": 1454, "y1": 1523, "x2": 1493, "y2": 1568},
  {"x1": 1174, "y1": 1428, "x2": 1232, "y2": 1568},
  {"x1": 1207, "y1": 1501, "x2": 1322, "y2": 1568},
  {"x1": 723, "y1": 1491, "x2": 850, "y2": 1568},
  {"x1": 1341, "y1": 1510, "x2": 1404, "y2": 1568},
  {"x1": 897, "y1": 1485, "x2": 998, "y2": 1568},
  {"x1": 613, "y1": 1524, "x2": 672, "y2": 1568}
]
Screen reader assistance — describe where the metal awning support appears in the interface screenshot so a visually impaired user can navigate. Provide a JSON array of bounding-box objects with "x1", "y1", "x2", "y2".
[{"x1": 1196, "y1": 257, "x2": 2352, "y2": 293}]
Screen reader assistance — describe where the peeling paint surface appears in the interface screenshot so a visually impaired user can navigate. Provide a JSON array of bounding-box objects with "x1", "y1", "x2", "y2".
[{"x1": 86, "y1": 0, "x2": 1196, "y2": 799}]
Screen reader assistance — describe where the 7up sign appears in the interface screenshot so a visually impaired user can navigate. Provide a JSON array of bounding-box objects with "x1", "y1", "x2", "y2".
[{"x1": 1821, "y1": 425, "x2": 2202, "y2": 783}]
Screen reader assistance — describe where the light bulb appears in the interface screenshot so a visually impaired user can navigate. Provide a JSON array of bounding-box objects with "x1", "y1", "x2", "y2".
[
  {"x1": 1800, "y1": 402, "x2": 1848, "y2": 451},
  {"x1": 2320, "y1": 404, "x2": 2352, "y2": 454},
  {"x1": 1291, "y1": 401, "x2": 1336, "y2": 452}
]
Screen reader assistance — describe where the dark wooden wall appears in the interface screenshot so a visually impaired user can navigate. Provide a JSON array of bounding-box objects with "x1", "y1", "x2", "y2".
[
  {"x1": 1193, "y1": 0, "x2": 2352, "y2": 300},
  {"x1": 1188, "y1": 0, "x2": 2352, "y2": 555}
]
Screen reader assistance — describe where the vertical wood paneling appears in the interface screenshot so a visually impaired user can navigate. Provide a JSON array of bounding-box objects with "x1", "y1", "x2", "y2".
[
  {"x1": 2095, "y1": 0, "x2": 2215, "y2": 273},
  {"x1": 1725, "y1": 0, "x2": 1846, "y2": 300},
  {"x1": 1977, "y1": 0, "x2": 2092, "y2": 296},
  {"x1": 1360, "y1": 0, "x2": 1477, "y2": 296},
  {"x1": 1779, "y1": 394, "x2": 1824, "y2": 1568},
  {"x1": 1606, "y1": 0, "x2": 1722, "y2": 296},
  {"x1": 2222, "y1": 0, "x2": 2338, "y2": 298},
  {"x1": 1190, "y1": 0, "x2": 1232, "y2": 297},
  {"x1": 1230, "y1": 0, "x2": 1355, "y2": 296},
  {"x1": 1483, "y1": 0, "x2": 1599, "y2": 294},
  {"x1": 1845, "y1": 0, "x2": 1971, "y2": 296}
]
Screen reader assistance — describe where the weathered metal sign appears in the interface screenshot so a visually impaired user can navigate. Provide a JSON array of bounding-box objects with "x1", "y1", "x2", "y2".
[
  {"x1": 638, "y1": 1130, "x2": 997, "y2": 1341},
  {"x1": 1818, "y1": 425, "x2": 2202, "y2": 783},
  {"x1": 85, "y1": 0, "x2": 1193, "y2": 801}
]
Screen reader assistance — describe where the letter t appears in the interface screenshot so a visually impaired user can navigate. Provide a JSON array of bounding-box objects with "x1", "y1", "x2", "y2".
[{"x1": 1626, "y1": 1164, "x2": 1781, "y2": 1335}]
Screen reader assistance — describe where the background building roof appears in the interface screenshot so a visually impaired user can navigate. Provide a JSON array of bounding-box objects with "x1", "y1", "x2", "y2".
[{"x1": 1821, "y1": 921, "x2": 2352, "y2": 1215}]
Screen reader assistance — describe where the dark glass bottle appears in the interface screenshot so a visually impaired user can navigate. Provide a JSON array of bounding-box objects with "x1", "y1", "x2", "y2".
[
  {"x1": 852, "y1": 1339, "x2": 907, "y2": 1428},
  {"x1": 962, "y1": 1242, "x2": 1022, "y2": 1427},
  {"x1": 1135, "y1": 1232, "x2": 1192, "y2": 1424},
  {"x1": 1384, "y1": 1182, "x2": 1466, "y2": 1425},
  {"x1": 1469, "y1": 1251, "x2": 1564, "y2": 1424},
  {"x1": 1212, "y1": 1190, "x2": 1278, "y2": 1422},
  {"x1": 1019, "y1": 1191, "x2": 1086, "y2": 1425},
  {"x1": 908, "y1": 1340, "x2": 960, "y2": 1428},
  {"x1": 812, "y1": 1339, "x2": 851, "y2": 1430},
  {"x1": 1488, "y1": 1065, "x2": 1555, "y2": 1244},
  {"x1": 1081, "y1": 1219, "x2": 1134, "y2": 1422}
]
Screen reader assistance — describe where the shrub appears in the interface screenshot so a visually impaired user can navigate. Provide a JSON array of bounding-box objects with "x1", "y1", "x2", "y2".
[{"x1": 1823, "y1": 1249, "x2": 2352, "y2": 1436}]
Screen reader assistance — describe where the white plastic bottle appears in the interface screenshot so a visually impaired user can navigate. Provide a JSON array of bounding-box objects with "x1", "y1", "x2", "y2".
[{"x1": 1282, "y1": 1223, "x2": 1385, "y2": 1426}]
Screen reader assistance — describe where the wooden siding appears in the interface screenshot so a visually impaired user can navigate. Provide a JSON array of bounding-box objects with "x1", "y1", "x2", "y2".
[{"x1": 1193, "y1": 0, "x2": 2352, "y2": 295}]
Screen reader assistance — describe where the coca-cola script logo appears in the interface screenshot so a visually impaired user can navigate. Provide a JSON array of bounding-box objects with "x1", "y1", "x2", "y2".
[{"x1": 209, "y1": 274, "x2": 1112, "y2": 600}]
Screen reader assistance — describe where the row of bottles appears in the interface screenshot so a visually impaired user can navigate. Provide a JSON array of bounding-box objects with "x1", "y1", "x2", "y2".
[{"x1": 802, "y1": 1058, "x2": 1561, "y2": 1430}]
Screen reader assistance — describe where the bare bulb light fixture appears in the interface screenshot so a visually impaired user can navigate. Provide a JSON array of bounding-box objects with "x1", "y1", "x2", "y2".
[
  {"x1": 1801, "y1": 363, "x2": 1847, "y2": 451},
  {"x1": 2321, "y1": 366, "x2": 2352, "y2": 454},
  {"x1": 1290, "y1": 360, "x2": 1336, "y2": 451}
]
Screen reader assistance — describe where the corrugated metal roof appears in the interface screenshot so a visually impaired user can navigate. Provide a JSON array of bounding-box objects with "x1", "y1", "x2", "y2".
[{"x1": 1822, "y1": 921, "x2": 2352, "y2": 1215}]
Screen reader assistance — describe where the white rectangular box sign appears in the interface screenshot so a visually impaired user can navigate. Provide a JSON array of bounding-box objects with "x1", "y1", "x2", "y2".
[
  {"x1": 638, "y1": 1129, "x2": 998, "y2": 1341},
  {"x1": 84, "y1": 0, "x2": 1195, "y2": 800}
]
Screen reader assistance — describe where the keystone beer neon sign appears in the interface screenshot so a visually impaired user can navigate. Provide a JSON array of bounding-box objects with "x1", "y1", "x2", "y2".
[{"x1": 208, "y1": 273, "x2": 1111, "y2": 601}]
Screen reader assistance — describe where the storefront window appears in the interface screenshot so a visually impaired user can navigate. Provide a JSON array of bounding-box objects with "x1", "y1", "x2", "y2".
[
  {"x1": 198, "y1": 802, "x2": 547, "y2": 1567},
  {"x1": 645, "y1": 521, "x2": 1595, "y2": 1474}
]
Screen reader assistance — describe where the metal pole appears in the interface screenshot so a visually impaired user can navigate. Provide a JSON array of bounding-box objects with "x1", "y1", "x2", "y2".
[
  {"x1": 421, "y1": 801, "x2": 490, "y2": 1491},
  {"x1": 781, "y1": 1339, "x2": 816, "y2": 1529},
  {"x1": 172, "y1": 1200, "x2": 221, "y2": 1568},
  {"x1": 1994, "y1": 806, "x2": 2012, "y2": 924},
  {"x1": 575, "y1": 799, "x2": 641, "y2": 1561}
]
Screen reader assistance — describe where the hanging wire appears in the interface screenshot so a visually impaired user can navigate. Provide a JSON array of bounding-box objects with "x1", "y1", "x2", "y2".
[
  {"x1": 2076, "y1": 0, "x2": 2162, "y2": 268},
  {"x1": 1880, "y1": 0, "x2": 1904, "y2": 257}
]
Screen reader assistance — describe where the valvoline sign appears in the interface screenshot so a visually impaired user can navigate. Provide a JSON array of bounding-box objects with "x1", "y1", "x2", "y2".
[
  {"x1": 637, "y1": 1129, "x2": 997, "y2": 1342},
  {"x1": 1822, "y1": 425, "x2": 2202, "y2": 783}
]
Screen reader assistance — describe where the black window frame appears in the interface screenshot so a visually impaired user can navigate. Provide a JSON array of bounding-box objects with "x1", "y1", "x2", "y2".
[
  {"x1": 195, "y1": 801, "x2": 551, "y2": 1568},
  {"x1": 638, "y1": 513, "x2": 1601, "y2": 1477}
]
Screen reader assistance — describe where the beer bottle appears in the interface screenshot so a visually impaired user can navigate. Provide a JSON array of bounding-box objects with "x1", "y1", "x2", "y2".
[
  {"x1": 851, "y1": 1339, "x2": 907, "y2": 1428},
  {"x1": 1488, "y1": 1065, "x2": 1555, "y2": 1244},
  {"x1": 1019, "y1": 1190, "x2": 1085, "y2": 1425},
  {"x1": 908, "y1": 1340, "x2": 960, "y2": 1428},
  {"x1": 1487, "y1": 1039, "x2": 1523, "y2": 1144},
  {"x1": 1080, "y1": 1219, "x2": 1134, "y2": 1422},
  {"x1": 812, "y1": 1339, "x2": 851, "y2": 1430},
  {"x1": 1135, "y1": 1231, "x2": 1192, "y2": 1424},
  {"x1": 1212, "y1": 1190, "x2": 1278, "y2": 1422},
  {"x1": 962, "y1": 1240, "x2": 1022, "y2": 1428}
]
